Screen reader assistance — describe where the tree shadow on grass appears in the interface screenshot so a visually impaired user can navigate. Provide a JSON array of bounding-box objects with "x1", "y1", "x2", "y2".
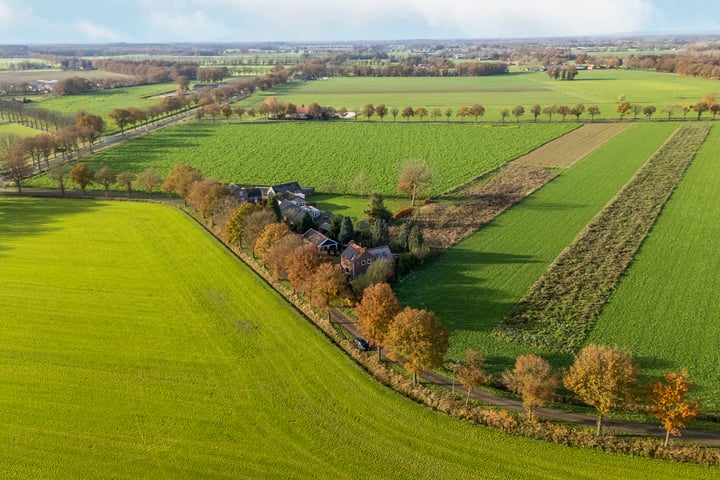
[
  {"x1": 397, "y1": 247, "x2": 541, "y2": 336},
  {"x1": 0, "y1": 195, "x2": 102, "y2": 258}
]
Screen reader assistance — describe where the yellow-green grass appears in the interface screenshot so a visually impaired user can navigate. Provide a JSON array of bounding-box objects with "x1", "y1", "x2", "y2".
[
  {"x1": 0, "y1": 196, "x2": 714, "y2": 479},
  {"x1": 589, "y1": 125, "x2": 720, "y2": 410},
  {"x1": 264, "y1": 70, "x2": 719, "y2": 122},
  {"x1": 0, "y1": 121, "x2": 41, "y2": 138},
  {"x1": 395, "y1": 123, "x2": 678, "y2": 371},
  {"x1": 30, "y1": 83, "x2": 177, "y2": 128},
  {"x1": 26, "y1": 122, "x2": 576, "y2": 197}
]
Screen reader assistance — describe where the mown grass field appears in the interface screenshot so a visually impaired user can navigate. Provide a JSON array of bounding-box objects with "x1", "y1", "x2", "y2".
[
  {"x1": 26, "y1": 122, "x2": 576, "y2": 197},
  {"x1": 32, "y1": 82, "x2": 176, "y2": 115},
  {"x1": 263, "y1": 69, "x2": 719, "y2": 122},
  {"x1": 0, "y1": 121, "x2": 41, "y2": 138},
  {"x1": 589, "y1": 125, "x2": 720, "y2": 409},
  {"x1": 395, "y1": 123, "x2": 678, "y2": 370},
  {"x1": 3, "y1": 197, "x2": 715, "y2": 479}
]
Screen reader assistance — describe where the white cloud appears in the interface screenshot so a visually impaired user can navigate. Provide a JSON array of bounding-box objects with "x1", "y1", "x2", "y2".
[
  {"x1": 136, "y1": 0, "x2": 659, "y2": 39},
  {"x1": 73, "y1": 20, "x2": 124, "y2": 42},
  {"x1": 0, "y1": 0, "x2": 32, "y2": 29}
]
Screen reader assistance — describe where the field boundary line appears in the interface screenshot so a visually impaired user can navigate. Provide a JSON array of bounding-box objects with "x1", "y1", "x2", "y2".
[
  {"x1": 496, "y1": 124, "x2": 711, "y2": 352},
  {"x1": 415, "y1": 123, "x2": 629, "y2": 251}
]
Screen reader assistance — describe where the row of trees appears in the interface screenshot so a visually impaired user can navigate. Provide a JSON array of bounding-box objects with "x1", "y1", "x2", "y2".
[
  {"x1": 262, "y1": 94, "x2": 718, "y2": 124},
  {"x1": 0, "y1": 99, "x2": 75, "y2": 131},
  {"x1": 355, "y1": 280, "x2": 700, "y2": 446},
  {"x1": 297, "y1": 55, "x2": 509, "y2": 78},
  {"x1": 39, "y1": 162, "x2": 164, "y2": 198}
]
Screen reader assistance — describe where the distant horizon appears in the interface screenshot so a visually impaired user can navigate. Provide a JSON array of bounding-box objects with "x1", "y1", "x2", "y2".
[
  {"x1": 0, "y1": 0, "x2": 717, "y2": 45},
  {"x1": 3, "y1": 32, "x2": 719, "y2": 49}
]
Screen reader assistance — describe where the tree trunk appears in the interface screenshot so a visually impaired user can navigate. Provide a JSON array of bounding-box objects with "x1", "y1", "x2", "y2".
[
  {"x1": 596, "y1": 414, "x2": 603, "y2": 436},
  {"x1": 664, "y1": 429, "x2": 670, "y2": 447},
  {"x1": 377, "y1": 346, "x2": 382, "y2": 362},
  {"x1": 412, "y1": 372, "x2": 417, "y2": 385}
]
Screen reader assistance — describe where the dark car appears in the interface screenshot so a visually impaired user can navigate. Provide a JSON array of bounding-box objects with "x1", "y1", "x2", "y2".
[{"x1": 353, "y1": 337, "x2": 370, "y2": 351}]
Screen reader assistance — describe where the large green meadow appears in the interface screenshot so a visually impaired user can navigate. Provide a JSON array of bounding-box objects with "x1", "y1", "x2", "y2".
[
  {"x1": 3, "y1": 197, "x2": 715, "y2": 478},
  {"x1": 27, "y1": 122, "x2": 575, "y2": 197},
  {"x1": 396, "y1": 123, "x2": 678, "y2": 369},
  {"x1": 590, "y1": 125, "x2": 720, "y2": 406},
  {"x1": 264, "y1": 69, "x2": 718, "y2": 122},
  {"x1": 31, "y1": 83, "x2": 177, "y2": 123}
]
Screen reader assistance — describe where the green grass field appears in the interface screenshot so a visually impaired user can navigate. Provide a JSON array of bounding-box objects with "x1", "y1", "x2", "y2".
[
  {"x1": 26, "y1": 122, "x2": 575, "y2": 196},
  {"x1": 589, "y1": 125, "x2": 720, "y2": 409},
  {"x1": 263, "y1": 70, "x2": 718, "y2": 122},
  {"x1": 3, "y1": 196, "x2": 716, "y2": 479},
  {"x1": 0, "y1": 121, "x2": 41, "y2": 138},
  {"x1": 30, "y1": 83, "x2": 177, "y2": 127},
  {"x1": 395, "y1": 123, "x2": 678, "y2": 370}
]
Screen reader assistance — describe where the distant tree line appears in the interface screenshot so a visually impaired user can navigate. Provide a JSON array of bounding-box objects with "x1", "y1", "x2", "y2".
[
  {"x1": 91, "y1": 59, "x2": 200, "y2": 83},
  {"x1": 623, "y1": 53, "x2": 720, "y2": 79},
  {"x1": 296, "y1": 55, "x2": 508, "y2": 78}
]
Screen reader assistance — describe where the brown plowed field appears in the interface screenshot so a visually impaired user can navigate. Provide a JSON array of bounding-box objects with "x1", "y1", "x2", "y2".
[
  {"x1": 415, "y1": 123, "x2": 629, "y2": 251},
  {"x1": 515, "y1": 123, "x2": 628, "y2": 168}
]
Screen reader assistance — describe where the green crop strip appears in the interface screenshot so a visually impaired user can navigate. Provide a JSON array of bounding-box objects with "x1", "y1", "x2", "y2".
[
  {"x1": 497, "y1": 124, "x2": 711, "y2": 353},
  {"x1": 589, "y1": 125, "x2": 720, "y2": 409},
  {"x1": 26, "y1": 122, "x2": 575, "y2": 196}
]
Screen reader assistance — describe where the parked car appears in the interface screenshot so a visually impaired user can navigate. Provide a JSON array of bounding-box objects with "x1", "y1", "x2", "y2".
[{"x1": 353, "y1": 337, "x2": 370, "y2": 351}]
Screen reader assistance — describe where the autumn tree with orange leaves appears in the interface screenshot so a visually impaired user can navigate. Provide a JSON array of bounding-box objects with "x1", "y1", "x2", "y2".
[
  {"x1": 564, "y1": 344, "x2": 639, "y2": 436},
  {"x1": 503, "y1": 354, "x2": 559, "y2": 422},
  {"x1": 355, "y1": 283, "x2": 401, "y2": 360},
  {"x1": 648, "y1": 369, "x2": 700, "y2": 447},
  {"x1": 285, "y1": 243, "x2": 331, "y2": 294},
  {"x1": 307, "y1": 263, "x2": 350, "y2": 314},
  {"x1": 457, "y1": 349, "x2": 486, "y2": 405},
  {"x1": 386, "y1": 307, "x2": 448, "y2": 385},
  {"x1": 255, "y1": 222, "x2": 291, "y2": 263}
]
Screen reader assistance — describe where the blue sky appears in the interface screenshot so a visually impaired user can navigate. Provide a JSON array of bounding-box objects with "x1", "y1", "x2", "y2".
[{"x1": 0, "y1": 0, "x2": 718, "y2": 44}]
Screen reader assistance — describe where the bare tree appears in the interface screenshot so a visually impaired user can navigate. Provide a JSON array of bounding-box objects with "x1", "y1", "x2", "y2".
[{"x1": 398, "y1": 162, "x2": 433, "y2": 206}]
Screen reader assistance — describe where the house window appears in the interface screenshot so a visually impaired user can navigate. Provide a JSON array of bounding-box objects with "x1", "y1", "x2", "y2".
[
  {"x1": 367, "y1": 259, "x2": 372, "y2": 264},
  {"x1": 360, "y1": 260, "x2": 366, "y2": 265}
]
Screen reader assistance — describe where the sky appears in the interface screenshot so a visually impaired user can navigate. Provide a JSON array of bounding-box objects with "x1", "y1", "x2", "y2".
[{"x1": 0, "y1": 0, "x2": 718, "y2": 44}]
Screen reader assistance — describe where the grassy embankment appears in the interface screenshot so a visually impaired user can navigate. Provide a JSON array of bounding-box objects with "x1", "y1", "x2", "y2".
[{"x1": 0, "y1": 196, "x2": 716, "y2": 479}]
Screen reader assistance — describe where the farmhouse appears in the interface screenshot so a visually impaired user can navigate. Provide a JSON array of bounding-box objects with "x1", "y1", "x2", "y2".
[
  {"x1": 302, "y1": 228, "x2": 340, "y2": 254},
  {"x1": 341, "y1": 241, "x2": 394, "y2": 278},
  {"x1": 228, "y1": 183, "x2": 266, "y2": 204},
  {"x1": 268, "y1": 182, "x2": 315, "y2": 198}
]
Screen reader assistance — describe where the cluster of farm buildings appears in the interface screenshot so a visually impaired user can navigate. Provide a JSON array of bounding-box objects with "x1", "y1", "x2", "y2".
[{"x1": 229, "y1": 181, "x2": 395, "y2": 278}]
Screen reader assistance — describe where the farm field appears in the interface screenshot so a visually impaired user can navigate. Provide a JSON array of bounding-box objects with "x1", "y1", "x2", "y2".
[
  {"x1": 0, "y1": 69, "x2": 131, "y2": 85},
  {"x1": 589, "y1": 125, "x2": 720, "y2": 409},
  {"x1": 395, "y1": 123, "x2": 678, "y2": 371},
  {"x1": 264, "y1": 69, "x2": 719, "y2": 121},
  {"x1": 26, "y1": 122, "x2": 576, "y2": 197},
  {"x1": 0, "y1": 121, "x2": 41, "y2": 138},
  {"x1": 3, "y1": 197, "x2": 716, "y2": 479},
  {"x1": 31, "y1": 82, "x2": 178, "y2": 124}
]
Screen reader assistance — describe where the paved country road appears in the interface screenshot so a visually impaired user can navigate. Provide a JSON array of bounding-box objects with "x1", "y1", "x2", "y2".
[{"x1": 330, "y1": 307, "x2": 720, "y2": 446}]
